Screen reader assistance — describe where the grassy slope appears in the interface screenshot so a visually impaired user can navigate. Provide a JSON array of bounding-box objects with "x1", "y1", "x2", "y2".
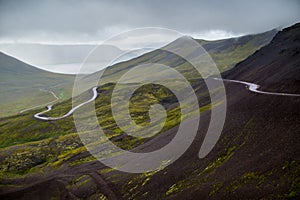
[
  {"x1": 84, "y1": 29, "x2": 277, "y2": 86},
  {"x1": 1, "y1": 78, "x2": 299, "y2": 199},
  {"x1": 0, "y1": 79, "x2": 210, "y2": 148},
  {"x1": 0, "y1": 52, "x2": 74, "y2": 117},
  {"x1": 0, "y1": 78, "x2": 221, "y2": 199},
  {"x1": 197, "y1": 29, "x2": 278, "y2": 71},
  {"x1": 0, "y1": 29, "x2": 276, "y2": 117}
]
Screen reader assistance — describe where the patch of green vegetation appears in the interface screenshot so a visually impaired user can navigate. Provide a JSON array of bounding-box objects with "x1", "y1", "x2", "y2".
[
  {"x1": 202, "y1": 146, "x2": 237, "y2": 175},
  {"x1": 225, "y1": 171, "x2": 273, "y2": 193},
  {"x1": 99, "y1": 167, "x2": 116, "y2": 175},
  {"x1": 209, "y1": 181, "x2": 224, "y2": 196},
  {"x1": 166, "y1": 180, "x2": 188, "y2": 196},
  {"x1": 0, "y1": 146, "x2": 53, "y2": 176},
  {"x1": 69, "y1": 156, "x2": 96, "y2": 167},
  {"x1": 89, "y1": 193, "x2": 108, "y2": 200},
  {"x1": 50, "y1": 146, "x2": 86, "y2": 168},
  {"x1": 122, "y1": 160, "x2": 171, "y2": 200},
  {"x1": 67, "y1": 174, "x2": 91, "y2": 190},
  {"x1": 282, "y1": 160, "x2": 300, "y2": 198},
  {"x1": 0, "y1": 132, "x2": 86, "y2": 178},
  {"x1": 0, "y1": 111, "x2": 76, "y2": 148}
]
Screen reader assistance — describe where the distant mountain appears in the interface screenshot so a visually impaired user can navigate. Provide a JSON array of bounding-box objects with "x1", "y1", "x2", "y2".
[
  {"x1": 0, "y1": 52, "x2": 74, "y2": 117},
  {"x1": 0, "y1": 44, "x2": 134, "y2": 74},
  {"x1": 87, "y1": 29, "x2": 277, "y2": 85},
  {"x1": 224, "y1": 24, "x2": 300, "y2": 93}
]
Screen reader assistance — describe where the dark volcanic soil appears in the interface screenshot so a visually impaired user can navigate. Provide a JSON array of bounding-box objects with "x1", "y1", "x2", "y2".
[
  {"x1": 224, "y1": 23, "x2": 300, "y2": 93},
  {"x1": 1, "y1": 78, "x2": 299, "y2": 200}
]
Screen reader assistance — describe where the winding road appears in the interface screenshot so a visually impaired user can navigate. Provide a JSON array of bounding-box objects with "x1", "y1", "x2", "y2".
[
  {"x1": 34, "y1": 87, "x2": 98, "y2": 120},
  {"x1": 33, "y1": 78, "x2": 300, "y2": 121},
  {"x1": 214, "y1": 78, "x2": 300, "y2": 97},
  {"x1": 19, "y1": 89, "x2": 60, "y2": 113}
]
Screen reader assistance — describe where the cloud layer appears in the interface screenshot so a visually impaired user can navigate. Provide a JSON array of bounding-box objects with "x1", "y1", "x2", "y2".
[{"x1": 0, "y1": 0, "x2": 300, "y2": 43}]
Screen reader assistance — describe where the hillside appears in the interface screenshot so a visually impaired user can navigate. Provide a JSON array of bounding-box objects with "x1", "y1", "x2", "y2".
[
  {"x1": 0, "y1": 29, "x2": 276, "y2": 117},
  {"x1": 0, "y1": 23, "x2": 299, "y2": 199},
  {"x1": 0, "y1": 52, "x2": 74, "y2": 117},
  {"x1": 86, "y1": 29, "x2": 277, "y2": 84},
  {"x1": 197, "y1": 29, "x2": 278, "y2": 71},
  {"x1": 0, "y1": 30, "x2": 277, "y2": 75},
  {"x1": 224, "y1": 24, "x2": 300, "y2": 93}
]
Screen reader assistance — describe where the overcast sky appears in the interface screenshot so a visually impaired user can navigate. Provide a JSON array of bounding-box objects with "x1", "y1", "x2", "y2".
[{"x1": 0, "y1": 0, "x2": 299, "y2": 44}]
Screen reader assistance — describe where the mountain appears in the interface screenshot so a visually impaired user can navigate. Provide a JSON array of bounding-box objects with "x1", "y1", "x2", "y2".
[
  {"x1": 0, "y1": 52, "x2": 74, "y2": 117},
  {"x1": 197, "y1": 29, "x2": 278, "y2": 71},
  {"x1": 0, "y1": 29, "x2": 277, "y2": 117},
  {"x1": 87, "y1": 29, "x2": 277, "y2": 85},
  {"x1": 0, "y1": 44, "x2": 132, "y2": 74},
  {"x1": 224, "y1": 24, "x2": 300, "y2": 93},
  {"x1": 157, "y1": 22, "x2": 300, "y2": 199},
  {"x1": 0, "y1": 23, "x2": 299, "y2": 199},
  {"x1": 0, "y1": 29, "x2": 277, "y2": 76}
]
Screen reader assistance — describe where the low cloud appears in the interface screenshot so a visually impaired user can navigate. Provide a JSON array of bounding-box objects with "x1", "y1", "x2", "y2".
[{"x1": 0, "y1": 0, "x2": 299, "y2": 43}]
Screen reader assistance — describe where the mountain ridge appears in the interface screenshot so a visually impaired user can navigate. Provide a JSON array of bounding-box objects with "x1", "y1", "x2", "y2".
[{"x1": 224, "y1": 23, "x2": 300, "y2": 93}]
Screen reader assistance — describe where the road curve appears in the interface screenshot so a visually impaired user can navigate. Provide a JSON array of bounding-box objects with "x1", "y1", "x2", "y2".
[
  {"x1": 34, "y1": 87, "x2": 98, "y2": 121},
  {"x1": 20, "y1": 89, "x2": 60, "y2": 113},
  {"x1": 34, "y1": 78, "x2": 299, "y2": 121},
  {"x1": 215, "y1": 78, "x2": 300, "y2": 97}
]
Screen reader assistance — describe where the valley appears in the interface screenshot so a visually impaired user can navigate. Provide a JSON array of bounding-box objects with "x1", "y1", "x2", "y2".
[{"x1": 0, "y1": 23, "x2": 299, "y2": 199}]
